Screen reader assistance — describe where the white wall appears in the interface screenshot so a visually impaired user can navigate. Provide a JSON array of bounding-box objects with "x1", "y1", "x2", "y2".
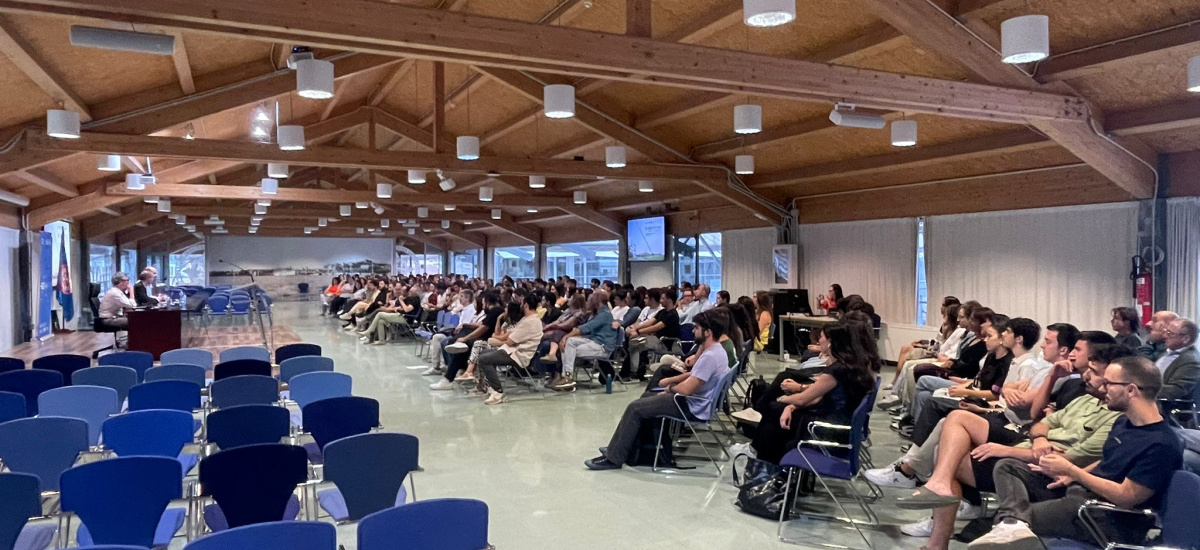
[
  {"x1": 0, "y1": 228, "x2": 18, "y2": 351},
  {"x1": 629, "y1": 259, "x2": 672, "y2": 288},
  {"x1": 721, "y1": 227, "x2": 776, "y2": 300}
]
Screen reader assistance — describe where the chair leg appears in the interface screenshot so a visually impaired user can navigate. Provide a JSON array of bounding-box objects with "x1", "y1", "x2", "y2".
[{"x1": 784, "y1": 464, "x2": 874, "y2": 550}]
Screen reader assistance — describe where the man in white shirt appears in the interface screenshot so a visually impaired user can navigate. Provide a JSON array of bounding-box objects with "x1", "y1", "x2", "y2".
[
  {"x1": 99, "y1": 272, "x2": 137, "y2": 345},
  {"x1": 678, "y1": 287, "x2": 702, "y2": 324},
  {"x1": 694, "y1": 284, "x2": 715, "y2": 314}
]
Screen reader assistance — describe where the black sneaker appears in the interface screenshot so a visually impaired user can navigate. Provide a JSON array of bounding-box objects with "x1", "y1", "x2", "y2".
[{"x1": 585, "y1": 456, "x2": 621, "y2": 471}]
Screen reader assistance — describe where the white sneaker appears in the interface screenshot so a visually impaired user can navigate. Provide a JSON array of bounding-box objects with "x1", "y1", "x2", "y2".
[
  {"x1": 864, "y1": 463, "x2": 917, "y2": 488},
  {"x1": 429, "y1": 379, "x2": 454, "y2": 391},
  {"x1": 900, "y1": 516, "x2": 933, "y2": 537},
  {"x1": 421, "y1": 366, "x2": 441, "y2": 376},
  {"x1": 968, "y1": 520, "x2": 1040, "y2": 550},
  {"x1": 730, "y1": 409, "x2": 762, "y2": 425},
  {"x1": 728, "y1": 442, "x2": 757, "y2": 459},
  {"x1": 338, "y1": 313, "x2": 353, "y2": 320},
  {"x1": 957, "y1": 500, "x2": 985, "y2": 520},
  {"x1": 484, "y1": 389, "x2": 505, "y2": 405}
]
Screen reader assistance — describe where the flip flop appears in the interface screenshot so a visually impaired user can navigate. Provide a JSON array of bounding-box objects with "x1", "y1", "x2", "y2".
[{"x1": 895, "y1": 486, "x2": 960, "y2": 510}]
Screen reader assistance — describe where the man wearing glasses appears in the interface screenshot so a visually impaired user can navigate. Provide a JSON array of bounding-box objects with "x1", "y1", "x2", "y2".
[{"x1": 1156, "y1": 317, "x2": 1200, "y2": 400}]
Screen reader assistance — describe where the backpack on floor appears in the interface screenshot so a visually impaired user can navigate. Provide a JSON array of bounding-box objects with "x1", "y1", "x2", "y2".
[{"x1": 744, "y1": 376, "x2": 767, "y2": 411}]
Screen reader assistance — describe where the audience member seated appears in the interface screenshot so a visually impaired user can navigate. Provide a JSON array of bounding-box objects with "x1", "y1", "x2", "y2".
[
  {"x1": 622, "y1": 288, "x2": 679, "y2": 381},
  {"x1": 894, "y1": 305, "x2": 990, "y2": 435},
  {"x1": 1110, "y1": 306, "x2": 1144, "y2": 349},
  {"x1": 430, "y1": 292, "x2": 504, "y2": 389},
  {"x1": 539, "y1": 294, "x2": 587, "y2": 365},
  {"x1": 1157, "y1": 317, "x2": 1200, "y2": 400},
  {"x1": 643, "y1": 306, "x2": 742, "y2": 391},
  {"x1": 1139, "y1": 310, "x2": 1177, "y2": 361},
  {"x1": 98, "y1": 272, "x2": 137, "y2": 346},
  {"x1": 547, "y1": 291, "x2": 618, "y2": 391},
  {"x1": 473, "y1": 294, "x2": 544, "y2": 405},
  {"x1": 883, "y1": 297, "x2": 961, "y2": 396},
  {"x1": 610, "y1": 289, "x2": 641, "y2": 330}
]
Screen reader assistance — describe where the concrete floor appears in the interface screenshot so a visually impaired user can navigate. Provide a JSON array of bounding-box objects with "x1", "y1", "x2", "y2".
[{"x1": 254, "y1": 303, "x2": 957, "y2": 550}]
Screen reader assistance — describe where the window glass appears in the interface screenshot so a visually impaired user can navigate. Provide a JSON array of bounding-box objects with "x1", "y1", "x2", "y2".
[
  {"x1": 169, "y1": 243, "x2": 206, "y2": 286},
  {"x1": 544, "y1": 240, "x2": 619, "y2": 282},
  {"x1": 452, "y1": 249, "x2": 482, "y2": 277},
  {"x1": 493, "y1": 246, "x2": 536, "y2": 281},
  {"x1": 88, "y1": 244, "x2": 115, "y2": 289},
  {"x1": 674, "y1": 236, "x2": 696, "y2": 285},
  {"x1": 916, "y1": 218, "x2": 929, "y2": 325},
  {"x1": 697, "y1": 232, "x2": 722, "y2": 292}
]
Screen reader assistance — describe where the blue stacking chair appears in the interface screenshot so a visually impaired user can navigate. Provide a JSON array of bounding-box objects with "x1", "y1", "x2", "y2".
[
  {"x1": 301, "y1": 397, "x2": 379, "y2": 464},
  {"x1": 678, "y1": 323, "x2": 696, "y2": 355},
  {"x1": 207, "y1": 295, "x2": 231, "y2": 319},
  {"x1": 219, "y1": 347, "x2": 270, "y2": 364},
  {"x1": 279, "y1": 357, "x2": 333, "y2": 384},
  {"x1": 182, "y1": 521, "x2": 335, "y2": 550},
  {"x1": 61, "y1": 456, "x2": 185, "y2": 548},
  {"x1": 0, "y1": 417, "x2": 88, "y2": 492},
  {"x1": 318, "y1": 433, "x2": 419, "y2": 522},
  {"x1": 358, "y1": 499, "x2": 489, "y2": 550},
  {"x1": 0, "y1": 473, "x2": 56, "y2": 550},
  {"x1": 274, "y1": 344, "x2": 320, "y2": 366},
  {"x1": 127, "y1": 380, "x2": 202, "y2": 413},
  {"x1": 198, "y1": 444, "x2": 308, "y2": 530},
  {"x1": 0, "y1": 369, "x2": 63, "y2": 416},
  {"x1": 413, "y1": 310, "x2": 446, "y2": 356},
  {"x1": 98, "y1": 351, "x2": 154, "y2": 382},
  {"x1": 101, "y1": 409, "x2": 199, "y2": 475},
  {"x1": 209, "y1": 375, "x2": 279, "y2": 409},
  {"x1": 31, "y1": 354, "x2": 90, "y2": 386},
  {"x1": 72, "y1": 366, "x2": 138, "y2": 406},
  {"x1": 206, "y1": 405, "x2": 289, "y2": 451},
  {"x1": 0, "y1": 357, "x2": 23, "y2": 374},
  {"x1": 144, "y1": 364, "x2": 207, "y2": 387},
  {"x1": 288, "y1": 372, "x2": 351, "y2": 427},
  {"x1": 0, "y1": 391, "x2": 27, "y2": 424},
  {"x1": 1042, "y1": 470, "x2": 1200, "y2": 550},
  {"x1": 651, "y1": 366, "x2": 739, "y2": 476},
  {"x1": 161, "y1": 349, "x2": 214, "y2": 372},
  {"x1": 213, "y1": 359, "x2": 271, "y2": 382},
  {"x1": 38, "y1": 386, "x2": 119, "y2": 448}
]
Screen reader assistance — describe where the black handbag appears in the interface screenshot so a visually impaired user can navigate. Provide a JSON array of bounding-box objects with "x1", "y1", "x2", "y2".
[{"x1": 732, "y1": 455, "x2": 798, "y2": 520}]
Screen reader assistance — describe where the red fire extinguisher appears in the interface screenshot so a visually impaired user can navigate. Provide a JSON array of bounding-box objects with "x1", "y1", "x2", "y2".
[{"x1": 1132, "y1": 256, "x2": 1152, "y2": 326}]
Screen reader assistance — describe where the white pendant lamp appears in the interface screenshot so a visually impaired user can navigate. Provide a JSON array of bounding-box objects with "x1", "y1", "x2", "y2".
[
  {"x1": 457, "y1": 136, "x2": 480, "y2": 160},
  {"x1": 340, "y1": 204, "x2": 352, "y2": 217},
  {"x1": 185, "y1": 224, "x2": 196, "y2": 232},
  {"x1": 318, "y1": 217, "x2": 327, "y2": 227},
  {"x1": 381, "y1": 219, "x2": 390, "y2": 228},
  {"x1": 573, "y1": 190, "x2": 587, "y2": 204},
  {"x1": 735, "y1": 154, "x2": 755, "y2": 175},
  {"x1": 46, "y1": 109, "x2": 80, "y2": 139},
  {"x1": 479, "y1": 186, "x2": 494, "y2": 202},
  {"x1": 254, "y1": 203, "x2": 268, "y2": 215},
  {"x1": 891, "y1": 120, "x2": 918, "y2": 147},
  {"x1": 638, "y1": 180, "x2": 654, "y2": 193},
  {"x1": 417, "y1": 207, "x2": 429, "y2": 218},
  {"x1": 1189, "y1": 56, "x2": 1200, "y2": 93},
  {"x1": 491, "y1": 208, "x2": 502, "y2": 220},
  {"x1": 408, "y1": 170, "x2": 426, "y2": 184},
  {"x1": 125, "y1": 173, "x2": 145, "y2": 191},
  {"x1": 543, "y1": 84, "x2": 576, "y2": 118},
  {"x1": 441, "y1": 220, "x2": 451, "y2": 229},
  {"x1": 156, "y1": 198, "x2": 171, "y2": 213},
  {"x1": 438, "y1": 178, "x2": 456, "y2": 191},
  {"x1": 373, "y1": 204, "x2": 385, "y2": 215},
  {"x1": 356, "y1": 227, "x2": 365, "y2": 234},
  {"x1": 605, "y1": 146, "x2": 626, "y2": 168},
  {"x1": 97, "y1": 155, "x2": 121, "y2": 172},
  {"x1": 1000, "y1": 15, "x2": 1050, "y2": 64},
  {"x1": 296, "y1": 58, "x2": 335, "y2": 100},
  {"x1": 444, "y1": 204, "x2": 456, "y2": 211},
  {"x1": 257, "y1": 198, "x2": 271, "y2": 206},
  {"x1": 267, "y1": 163, "x2": 288, "y2": 178},
  {"x1": 250, "y1": 217, "x2": 261, "y2": 226},
  {"x1": 278, "y1": 125, "x2": 305, "y2": 150},
  {"x1": 376, "y1": 183, "x2": 393, "y2": 199},
  {"x1": 529, "y1": 175, "x2": 546, "y2": 189},
  {"x1": 408, "y1": 228, "x2": 416, "y2": 235},
  {"x1": 734, "y1": 104, "x2": 763, "y2": 134},
  {"x1": 174, "y1": 215, "x2": 185, "y2": 225},
  {"x1": 260, "y1": 178, "x2": 279, "y2": 195},
  {"x1": 743, "y1": 0, "x2": 796, "y2": 27},
  {"x1": 527, "y1": 208, "x2": 539, "y2": 213},
  {"x1": 204, "y1": 215, "x2": 223, "y2": 226},
  {"x1": 355, "y1": 202, "x2": 368, "y2": 209}
]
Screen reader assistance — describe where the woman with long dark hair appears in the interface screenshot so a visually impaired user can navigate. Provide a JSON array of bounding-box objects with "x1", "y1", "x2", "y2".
[{"x1": 818, "y1": 284, "x2": 844, "y2": 314}]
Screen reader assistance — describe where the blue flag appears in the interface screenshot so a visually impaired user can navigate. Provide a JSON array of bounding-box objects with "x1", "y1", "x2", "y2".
[{"x1": 55, "y1": 228, "x2": 73, "y2": 322}]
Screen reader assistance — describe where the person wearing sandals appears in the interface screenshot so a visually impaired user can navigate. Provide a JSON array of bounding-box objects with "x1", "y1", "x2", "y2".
[
  {"x1": 475, "y1": 294, "x2": 544, "y2": 405},
  {"x1": 550, "y1": 291, "x2": 617, "y2": 392}
]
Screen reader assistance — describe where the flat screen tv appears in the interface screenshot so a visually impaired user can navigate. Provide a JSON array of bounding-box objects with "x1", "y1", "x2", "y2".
[{"x1": 627, "y1": 216, "x2": 666, "y2": 262}]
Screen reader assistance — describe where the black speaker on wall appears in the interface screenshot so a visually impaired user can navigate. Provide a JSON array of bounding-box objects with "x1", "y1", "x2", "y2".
[{"x1": 767, "y1": 289, "x2": 811, "y2": 355}]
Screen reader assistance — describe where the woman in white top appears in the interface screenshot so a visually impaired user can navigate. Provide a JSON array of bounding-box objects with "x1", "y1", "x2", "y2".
[{"x1": 884, "y1": 299, "x2": 961, "y2": 391}]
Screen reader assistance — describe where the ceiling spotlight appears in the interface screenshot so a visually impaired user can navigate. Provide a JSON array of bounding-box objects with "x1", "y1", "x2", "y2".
[
  {"x1": 296, "y1": 58, "x2": 335, "y2": 99},
  {"x1": 278, "y1": 125, "x2": 305, "y2": 150},
  {"x1": 353, "y1": 202, "x2": 366, "y2": 209},
  {"x1": 529, "y1": 175, "x2": 546, "y2": 189},
  {"x1": 828, "y1": 105, "x2": 886, "y2": 129},
  {"x1": 423, "y1": 228, "x2": 431, "y2": 233},
  {"x1": 143, "y1": 195, "x2": 158, "y2": 204},
  {"x1": 543, "y1": 84, "x2": 576, "y2": 118},
  {"x1": 376, "y1": 183, "x2": 393, "y2": 199},
  {"x1": 250, "y1": 217, "x2": 261, "y2": 226},
  {"x1": 479, "y1": 186, "x2": 494, "y2": 202},
  {"x1": 1000, "y1": 15, "x2": 1050, "y2": 64},
  {"x1": 457, "y1": 136, "x2": 480, "y2": 161},
  {"x1": 257, "y1": 198, "x2": 271, "y2": 207},
  {"x1": 203, "y1": 215, "x2": 223, "y2": 225},
  {"x1": 254, "y1": 203, "x2": 267, "y2": 215},
  {"x1": 255, "y1": 108, "x2": 271, "y2": 123},
  {"x1": 304, "y1": 227, "x2": 314, "y2": 235},
  {"x1": 439, "y1": 220, "x2": 449, "y2": 230},
  {"x1": 183, "y1": 123, "x2": 195, "y2": 140},
  {"x1": 408, "y1": 170, "x2": 426, "y2": 184},
  {"x1": 248, "y1": 227, "x2": 257, "y2": 234},
  {"x1": 734, "y1": 104, "x2": 762, "y2": 134},
  {"x1": 185, "y1": 224, "x2": 196, "y2": 232},
  {"x1": 417, "y1": 207, "x2": 429, "y2": 218},
  {"x1": 464, "y1": 221, "x2": 474, "y2": 226},
  {"x1": 46, "y1": 109, "x2": 80, "y2": 139},
  {"x1": 334, "y1": 205, "x2": 349, "y2": 217},
  {"x1": 174, "y1": 215, "x2": 185, "y2": 225},
  {"x1": 605, "y1": 146, "x2": 626, "y2": 168},
  {"x1": 735, "y1": 155, "x2": 755, "y2": 175},
  {"x1": 381, "y1": 219, "x2": 390, "y2": 228},
  {"x1": 439, "y1": 178, "x2": 456, "y2": 192},
  {"x1": 638, "y1": 180, "x2": 654, "y2": 193},
  {"x1": 97, "y1": 154, "x2": 121, "y2": 172},
  {"x1": 374, "y1": 205, "x2": 386, "y2": 215},
  {"x1": 212, "y1": 227, "x2": 228, "y2": 234},
  {"x1": 125, "y1": 173, "x2": 145, "y2": 191},
  {"x1": 1189, "y1": 56, "x2": 1200, "y2": 93},
  {"x1": 156, "y1": 198, "x2": 171, "y2": 213},
  {"x1": 743, "y1": 0, "x2": 796, "y2": 27},
  {"x1": 527, "y1": 208, "x2": 539, "y2": 213},
  {"x1": 573, "y1": 190, "x2": 587, "y2": 204},
  {"x1": 267, "y1": 163, "x2": 288, "y2": 178},
  {"x1": 891, "y1": 120, "x2": 918, "y2": 147},
  {"x1": 491, "y1": 208, "x2": 502, "y2": 220},
  {"x1": 408, "y1": 228, "x2": 416, "y2": 235},
  {"x1": 261, "y1": 178, "x2": 279, "y2": 195},
  {"x1": 444, "y1": 204, "x2": 456, "y2": 211}
]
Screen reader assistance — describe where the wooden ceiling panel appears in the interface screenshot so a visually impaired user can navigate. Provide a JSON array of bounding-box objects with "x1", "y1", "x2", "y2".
[
  {"x1": 840, "y1": 35, "x2": 977, "y2": 81},
  {"x1": 590, "y1": 82, "x2": 695, "y2": 119},
  {"x1": 980, "y1": 0, "x2": 1200, "y2": 54},
  {"x1": 180, "y1": 32, "x2": 271, "y2": 76},
  {"x1": 0, "y1": 53, "x2": 57, "y2": 128},
  {"x1": 652, "y1": 0, "x2": 737, "y2": 41},
  {"x1": 444, "y1": 82, "x2": 544, "y2": 139},
  {"x1": 463, "y1": 0, "x2": 560, "y2": 21},
  {"x1": 697, "y1": 0, "x2": 879, "y2": 58},
  {"x1": 1063, "y1": 45, "x2": 1200, "y2": 112},
  {"x1": 561, "y1": 0, "x2": 622, "y2": 33},
  {"x1": 482, "y1": 114, "x2": 590, "y2": 157},
  {"x1": 1137, "y1": 126, "x2": 1200, "y2": 153},
  {"x1": 657, "y1": 97, "x2": 830, "y2": 152}
]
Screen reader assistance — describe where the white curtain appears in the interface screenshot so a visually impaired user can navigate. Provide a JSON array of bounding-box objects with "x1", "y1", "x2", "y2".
[
  {"x1": 799, "y1": 218, "x2": 918, "y2": 324},
  {"x1": 926, "y1": 203, "x2": 1137, "y2": 331},
  {"x1": 721, "y1": 227, "x2": 776, "y2": 301},
  {"x1": 1166, "y1": 198, "x2": 1200, "y2": 320}
]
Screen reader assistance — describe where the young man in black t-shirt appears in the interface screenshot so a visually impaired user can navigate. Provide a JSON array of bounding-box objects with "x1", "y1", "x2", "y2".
[{"x1": 623, "y1": 289, "x2": 679, "y2": 380}]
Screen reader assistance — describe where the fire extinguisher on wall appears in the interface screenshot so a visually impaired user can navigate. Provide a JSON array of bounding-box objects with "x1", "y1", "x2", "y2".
[{"x1": 1132, "y1": 256, "x2": 1152, "y2": 326}]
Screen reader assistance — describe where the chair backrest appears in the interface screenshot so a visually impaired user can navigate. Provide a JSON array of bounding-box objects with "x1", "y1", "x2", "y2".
[
  {"x1": 301, "y1": 396, "x2": 379, "y2": 450},
  {"x1": 32, "y1": 354, "x2": 91, "y2": 385},
  {"x1": 279, "y1": 356, "x2": 334, "y2": 383},
  {"x1": 0, "y1": 417, "x2": 88, "y2": 491},
  {"x1": 702, "y1": 365, "x2": 740, "y2": 421},
  {"x1": 434, "y1": 310, "x2": 446, "y2": 329},
  {"x1": 0, "y1": 369, "x2": 63, "y2": 415},
  {"x1": 208, "y1": 294, "x2": 230, "y2": 313},
  {"x1": 0, "y1": 391, "x2": 25, "y2": 425},
  {"x1": 323, "y1": 433, "x2": 419, "y2": 521},
  {"x1": 144, "y1": 364, "x2": 207, "y2": 387},
  {"x1": 845, "y1": 378, "x2": 881, "y2": 474},
  {"x1": 198, "y1": 444, "x2": 309, "y2": 529},
  {"x1": 219, "y1": 346, "x2": 270, "y2": 364},
  {"x1": 72, "y1": 366, "x2": 139, "y2": 405},
  {"x1": 210, "y1": 375, "x2": 279, "y2": 409},
  {"x1": 358, "y1": 499, "x2": 488, "y2": 550},
  {"x1": 160, "y1": 348, "x2": 214, "y2": 371},
  {"x1": 98, "y1": 351, "x2": 154, "y2": 382},
  {"x1": 1162, "y1": 470, "x2": 1200, "y2": 548},
  {"x1": 101, "y1": 409, "x2": 195, "y2": 458},
  {"x1": 127, "y1": 380, "x2": 201, "y2": 412},
  {"x1": 289, "y1": 372, "x2": 352, "y2": 410},
  {"x1": 679, "y1": 323, "x2": 695, "y2": 342},
  {"x1": 181, "y1": 521, "x2": 335, "y2": 550},
  {"x1": 0, "y1": 357, "x2": 23, "y2": 375},
  {"x1": 229, "y1": 296, "x2": 252, "y2": 314},
  {"x1": 213, "y1": 359, "x2": 272, "y2": 381},
  {"x1": 38, "y1": 385, "x2": 119, "y2": 447},
  {"x1": 207, "y1": 405, "x2": 290, "y2": 451},
  {"x1": 273, "y1": 343, "x2": 321, "y2": 366},
  {"x1": 60, "y1": 456, "x2": 183, "y2": 548},
  {"x1": 0, "y1": 473, "x2": 40, "y2": 550},
  {"x1": 443, "y1": 313, "x2": 460, "y2": 329}
]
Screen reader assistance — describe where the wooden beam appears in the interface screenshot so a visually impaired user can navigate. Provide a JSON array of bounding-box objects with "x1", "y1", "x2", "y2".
[
  {"x1": 637, "y1": 93, "x2": 736, "y2": 130},
  {"x1": 28, "y1": 187, "x2": 127, "y2": 228},
  {"x1": 1, "y1": 0, "x2": 1088, "y2": 124},
  {"x1": 108, "y1": 181, "x2": 581, "y2": 209},
  {"x1": 83, "y1": 206, "x2": 161, "y2": 238},
  {"x1": 16, "y1": 168, "x2": 78, "y2": 197},
  {"x1": 368, "y1": 59, "x2": 412, "y2": 107},
  {"x1": 432, "y1": 62, "x2": 446, "y2": 154},
  {"x1": 626, "y1": 0, "x2": 651, "y2": 38},
  {"x1": 167, "y1": 30, "x2": 195, "y2": 94},
  {"x1": 441, "y1": 224, "x2": 486, "y2": 248},
  {"x1": 0, "y1": 17, "x2": 90, "y2": 121},
  {"x1": 691, "y1": 115, "x2": 836, "y2": 159},
  {"x1": 487, "y1": 217, "x2": 540, "y2": 244},
  {"x1": 318, "y1": 80, "x2": 345, "y2": 121},
  {"x1": 1108, "y1": 97, "x2": 1200, "y2": 137},
  {"x1": 561, "y1": 205, "x2": 623, "y2": 236},
  {"x1": 598, "y1": 187, "x2": 699, "y2": 211},
  {"x1": 116, "y1": 220, "x2": 175, "y2": 244},
  {"x1": 1037, "y1": 21, "x2": 1200, "y2": 83}
]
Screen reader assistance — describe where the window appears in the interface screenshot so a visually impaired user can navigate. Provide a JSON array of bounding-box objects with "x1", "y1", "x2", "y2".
[
  {"x1": 915, "y1": 217, "x2": 929, "y2": 325},
  {"x1": 396, "y1": 245, "x2": 444, "y2": 275},
  {"x1": 46, "y1": 221, "x2": 70, "y2": 289},
  {"x1": 544, "y1": 240, "x2": 619, "y2": 282},
  {"x1": 674, "y1": 235, "x2": 696, "y2": 285},
  {"x1": 493, "y1": 246, "x2": 536, "y2": 281},
  {"x1": 119, "y1": 247, "x2": 137, "y2": 276},
  {"x1": 697, "y1": 232, "x2": 722, "y2": 291},
  {"x1": 168, "y1": 243, "x2": 206, "y2": 286},
  {"x1": 451, "y1": 249, "x2": 482, "y2": 277},
  {"x1": 88, "y1": 244, "x2": 115, "y2": 289}
]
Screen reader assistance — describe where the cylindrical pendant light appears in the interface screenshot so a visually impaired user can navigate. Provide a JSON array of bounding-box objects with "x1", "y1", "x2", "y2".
[
  {"x1": 1189, "y1": 56, "x2": 1200, "y2": 93},
  {"x1": 174, "y1": 215, "x2": 185, "y2": 225},
  {"x1": 408, "y1": 170, "x2": 426, "y2": 184},
  {"x1": 46, "y1": 109, "x2": 80, "y2": 139},
  {"x1": 441, "y1": 220, "x2": 450, "y2": 229},
  {"x1": 734, "y1": 104, "x2": 763, "y2": 134},
  {"x1": 1000, "y1": 15, "x2": 1050, "y2": 64},
  {"x1": 278, "y1": 125, "x2": 305, "y2": 150},
  {"x1": 318, "y1": 217, "x2": 327, "y2": 227},
  {"x1": 340, "y1": 204, "x2": 352, "y2": 217},
  {"x1": 491, "y1": 208, "x2": 502, "y2": 220},
  {"x1": 254, "y1": 203, "x2": 267, "y2": 215},
  {"x1": 296, "y1": 58, "x2": 335, "y2": 99},
  {"x1": 479, "y1": 186, "x2": 493, "y2": 202},
  {"x1": 573, "y1": 190, "x2": 587, "y2": 204},
  {"x1": 638, "y1": 180, "x2": 654, "y2": 193},
  {"x1": 735, "y1": 154, "x2": 755, "y2": 175},
  {"x1": 529, "y1": 175, "x2": 546, "y2": 189},
  {"x1": 97, "y1": 154, "x2": 121, "y2": 172},
  {"x1": 543, "y1": 84, "x2": 576, "y2": 118},
  {"x1": 417, "y1": 207, "x2": 429, "y2": 218},
  {"x1": 743, "y1": 0, "x2": 796, "y2": 27},
  {"x1": 250, "y1": 217, "x2": 261, "y2": 226},
  {"x1": 185, "y1": 224, "x2": 196, "y2": 232},
  {"x1": 527, "y1": 208, "x2": 539, "y2": 213},
  {"x1": 891, "y1": 120, "x2": 918, "y2": 147},
  {"x1": 257, "y1": 198, "x2": 271, "y2": 207},
  {"x1": 374, "y1": 204, "x2": 385, "y2": 215},
  {"x1": 457, "y1": 136, "x2": 480, "y2": 160},
  {"x1": 156, "y1": 198, "x2": 171, "y2": 213},
  {"x1": 355, "y1": 202, "x2": 368, "y2": 209},
  {"x1": 260, "y1": 178, "x2": 278, "y2": 195},
  {"x1": 376, "y1": 183, "x2": 393, "y2": 199},
  {"x1": 143, "y1": 195, "x2": 157, "y2": 204},
  {"x1": 125, "y1": 173, "x2": 145, "y2": 191},
  {"x1": 605, "y1": 146, "x2": 626, "y2": 168},
  {"x1": 381, "y1": 219, "x2": 390, "y2": 228},
  {"x1": 444, "y1": 204, "x2": 456, "y2": 211},
  {"x1": 267, "y1": 163, "x2": 288, "y2": 178},
  {"x1": 407, "y1": 228, "x2": 415, "y2": 235}
]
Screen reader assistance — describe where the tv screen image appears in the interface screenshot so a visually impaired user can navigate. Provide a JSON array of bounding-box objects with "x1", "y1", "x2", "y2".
[{"x1": 627, "y1": 216, "x2": 665, "y2": 262}]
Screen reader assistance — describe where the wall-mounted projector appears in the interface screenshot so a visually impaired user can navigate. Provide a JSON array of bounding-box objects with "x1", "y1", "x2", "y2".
[
  {"x1": 70, "y1": 26, "x2": 175, "y2": 56},
  {"x1": 828, "y1": 105, "x2": 887, "y2": 129}
]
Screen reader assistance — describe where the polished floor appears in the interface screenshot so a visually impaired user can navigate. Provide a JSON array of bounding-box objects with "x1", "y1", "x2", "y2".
[{"x1": 257, "y1": 302, "x2": 947, "y2": 550}]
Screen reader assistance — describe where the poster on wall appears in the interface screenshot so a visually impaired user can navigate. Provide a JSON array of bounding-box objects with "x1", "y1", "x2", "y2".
[
  {"x1": 771, "y1": 244, "x2": 798, "y2": 289},
  {"x1": 36, "y1": 231, "x2": 52, "y2": 340}
]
